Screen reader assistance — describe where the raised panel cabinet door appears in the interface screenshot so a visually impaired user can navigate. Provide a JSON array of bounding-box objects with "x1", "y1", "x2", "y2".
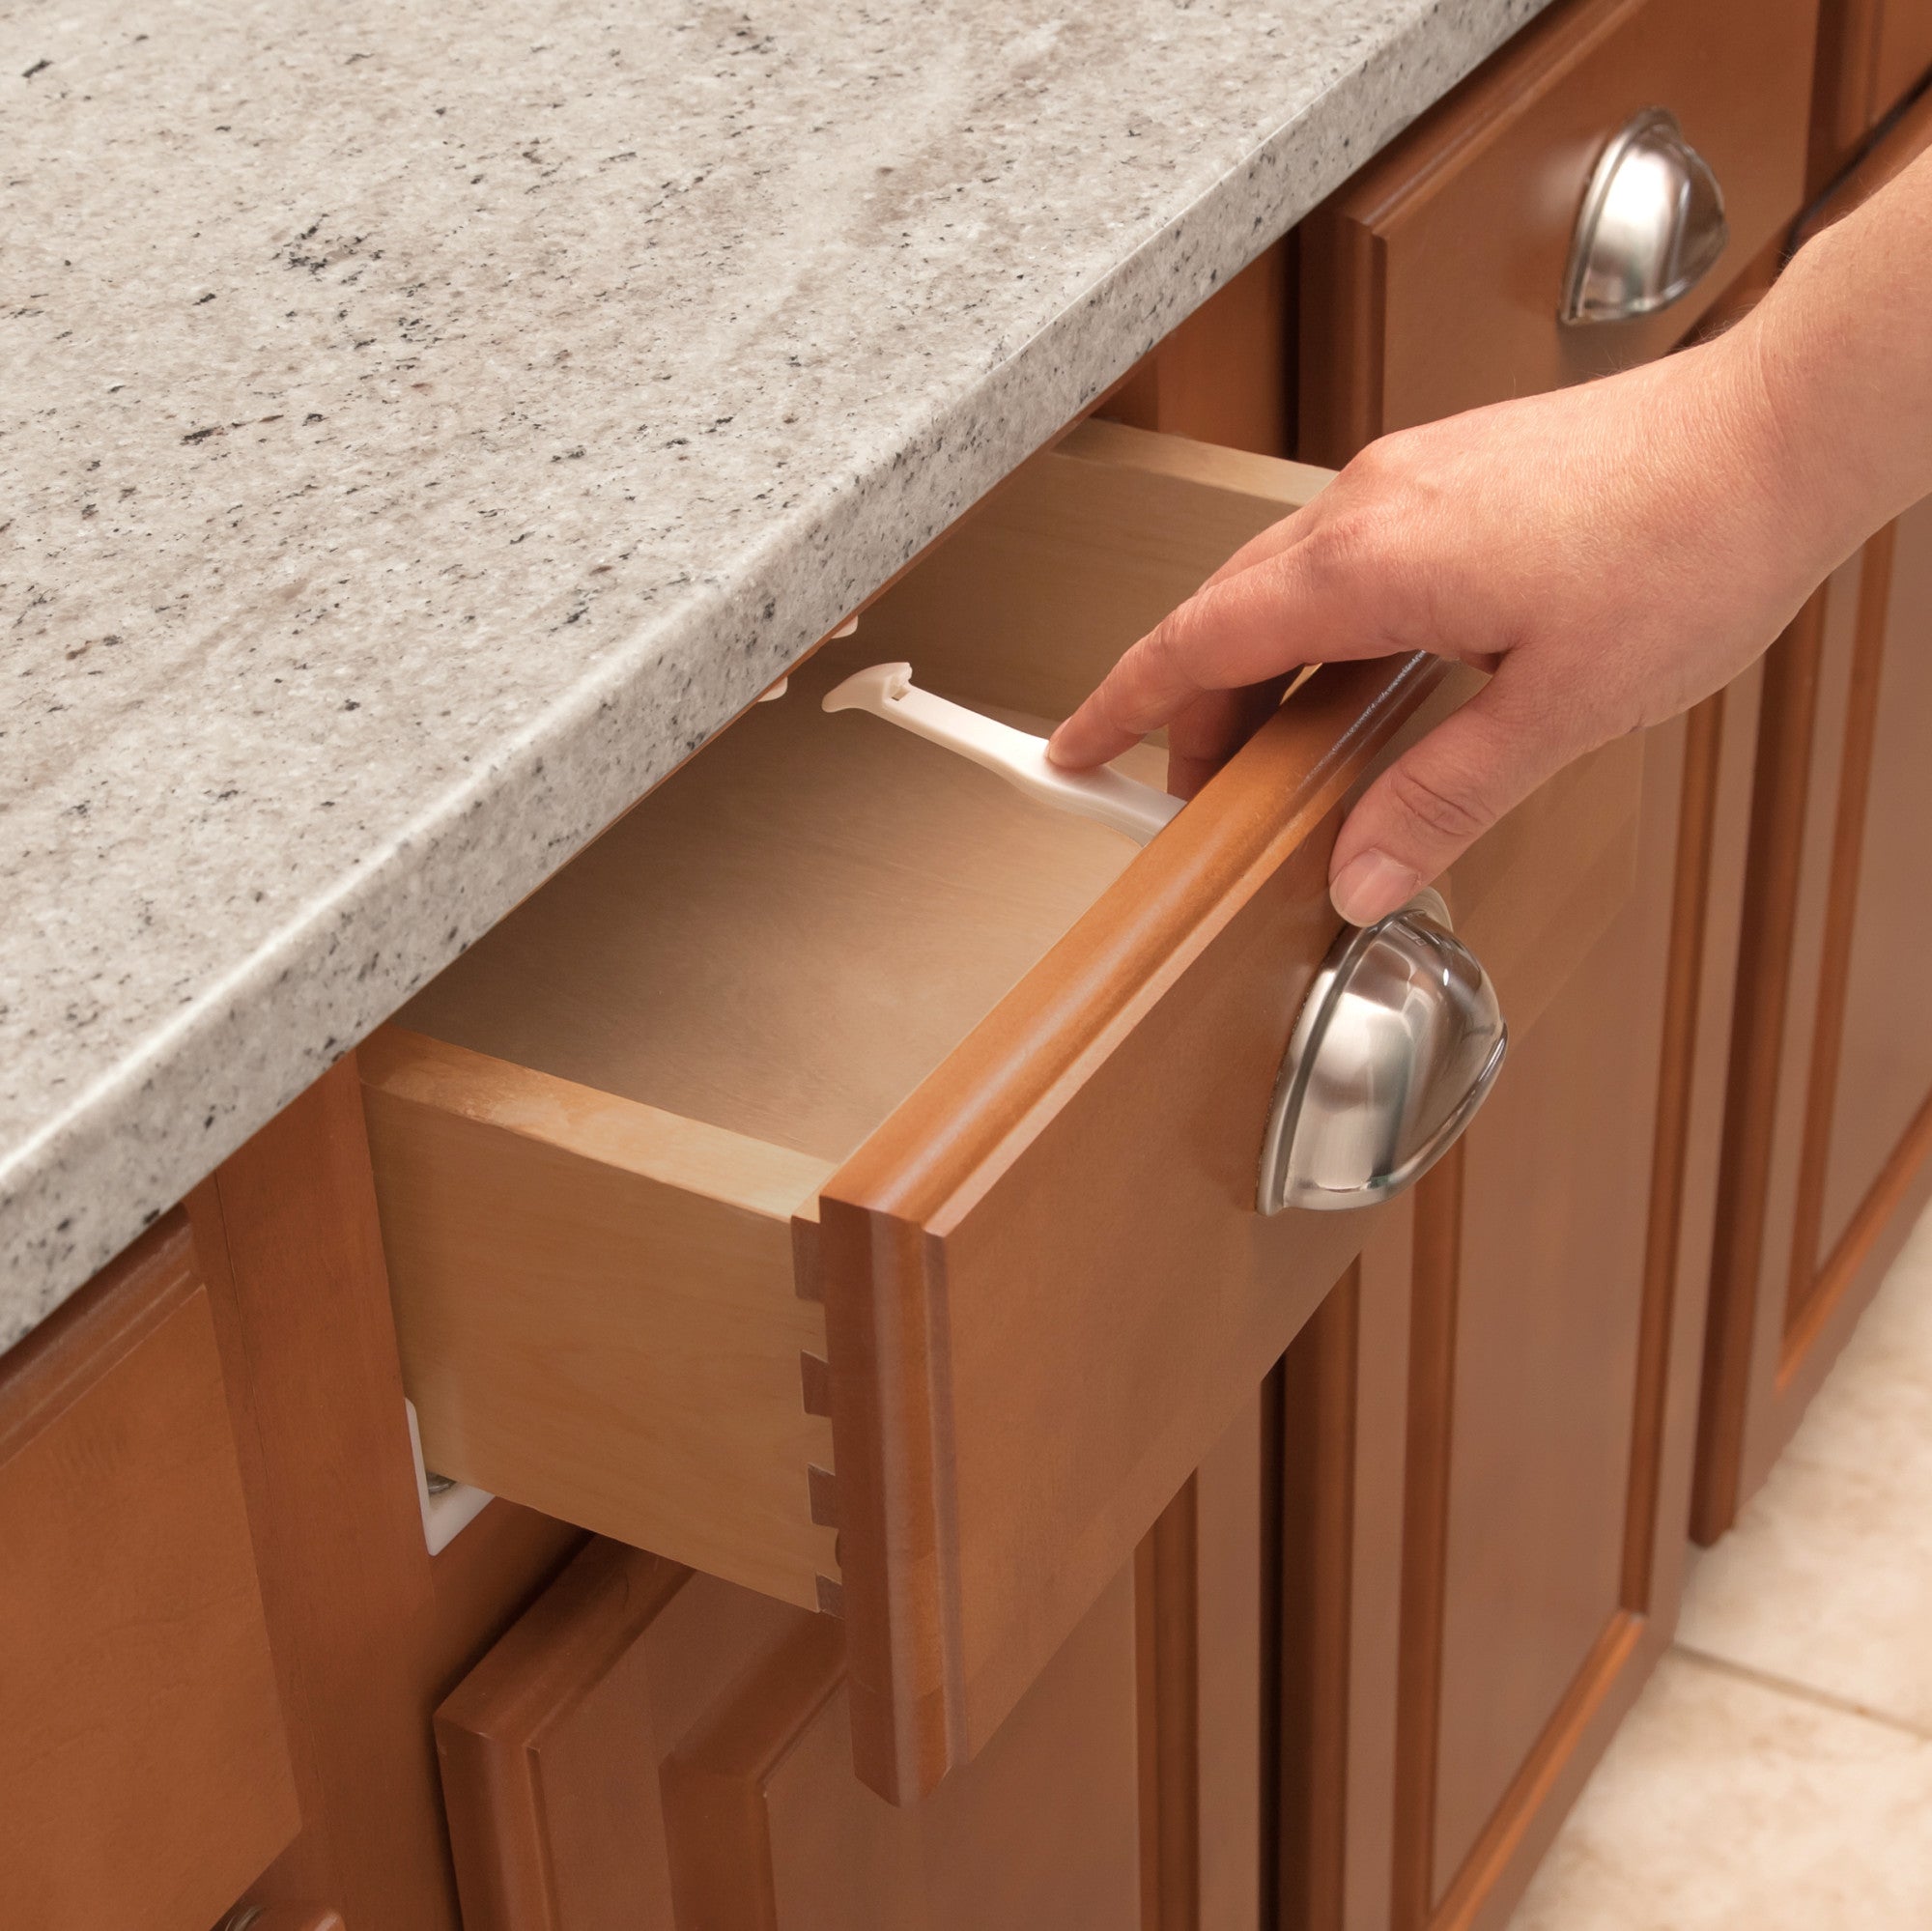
[
  {"x1": 435, "y1": 1541, "x2": 800, "y2": 1931},
  {"x1": 1810, "y1": 495, "x2": 1932, "y2": 1272},
  {"x1": 1693, "y1": 88, "x2": 1932, "y2": 1539},
  {"x1": 0, "y1": 1215, "x2": 300, "y2": 1931},
  {"x1": 1134, "y1": 1392, "x2": 1269, "y2": 1931}
]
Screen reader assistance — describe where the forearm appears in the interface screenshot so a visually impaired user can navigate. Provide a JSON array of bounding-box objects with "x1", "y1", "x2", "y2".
[
  {"x1": 1052, "y1": 139, "x2": 1932, "y2": 926},
  {"x1": 1739, "y1": 142, "x2": 1932, "y2": 573}
]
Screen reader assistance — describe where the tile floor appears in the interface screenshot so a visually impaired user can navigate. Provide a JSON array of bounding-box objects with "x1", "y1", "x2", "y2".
[{"x1": 1509, "y1": 1201, "x2": 1932, "y2": 1929}]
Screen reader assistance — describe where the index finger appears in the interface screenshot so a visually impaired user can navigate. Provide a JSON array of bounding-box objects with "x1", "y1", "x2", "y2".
[{"x1": 1046, "y1": 522, "x2": 1397, "y2": 769}]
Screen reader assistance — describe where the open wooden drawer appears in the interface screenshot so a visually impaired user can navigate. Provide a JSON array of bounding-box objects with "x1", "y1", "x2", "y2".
[{"x1": 361, "y1": 420, "x2": 1643, "y2": 1802}]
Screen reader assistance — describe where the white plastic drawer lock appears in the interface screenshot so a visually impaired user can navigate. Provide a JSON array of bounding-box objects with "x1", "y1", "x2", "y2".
[{"x1": 822, "y1": 662, "x2": 1181, "y2": 846}]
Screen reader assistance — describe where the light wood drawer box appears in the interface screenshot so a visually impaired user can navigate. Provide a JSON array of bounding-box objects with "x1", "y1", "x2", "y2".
[
  {"x1": 0, "y1": 1217, "x2": 299, "y2": 1930},
  {"x1": 1300, "y1": 0, "x2": 1818, "y2": 461},
  {"x1": 362, "y1": 418, "x2": 1642, "y2": 1801}
]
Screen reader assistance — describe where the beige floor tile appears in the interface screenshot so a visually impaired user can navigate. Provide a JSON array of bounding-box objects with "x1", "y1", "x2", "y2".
[
  {"x1": 1508, "y1": 1649, "x2": 1932, "y2": 1931},
  {"x1": 1675, "y1": 1200, "x2": 1932, "y2": 1734}
]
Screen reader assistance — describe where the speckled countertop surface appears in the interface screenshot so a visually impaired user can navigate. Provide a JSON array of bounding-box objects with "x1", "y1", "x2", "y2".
[{"x1": 1, "y1": 0, "x2": 1548, "y2": 1346}]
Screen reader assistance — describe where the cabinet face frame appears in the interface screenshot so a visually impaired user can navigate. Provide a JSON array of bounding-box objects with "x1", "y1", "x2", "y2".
[{"x1": 1692, "y1": 89, "x2": 1932, "y2": 1541}]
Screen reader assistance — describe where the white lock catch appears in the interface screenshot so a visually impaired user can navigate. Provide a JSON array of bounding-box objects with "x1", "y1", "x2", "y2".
[{"x1": 821, "y1": 662, "x2": 1181, "y2": 847}]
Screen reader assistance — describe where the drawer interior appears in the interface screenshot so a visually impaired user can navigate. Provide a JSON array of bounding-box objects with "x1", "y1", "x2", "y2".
[{"x1": 395, "y1": 637, "x2": 1162, "y2": 1171}]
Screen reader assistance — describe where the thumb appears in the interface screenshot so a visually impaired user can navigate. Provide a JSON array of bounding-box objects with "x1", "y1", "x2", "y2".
[{"x1": 1328, "y1": 671, "x2": 1576, "y2": 925}]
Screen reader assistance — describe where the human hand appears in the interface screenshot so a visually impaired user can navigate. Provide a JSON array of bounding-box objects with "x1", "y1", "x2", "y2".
[{"x1": 1048, "y1": 330, "x2": 1837, "y2": 927}]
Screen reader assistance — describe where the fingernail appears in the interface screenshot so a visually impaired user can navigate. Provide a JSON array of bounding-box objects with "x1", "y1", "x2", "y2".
[{"x1": 1330, "y1": 850, "x2": 1419, "y2": 927}]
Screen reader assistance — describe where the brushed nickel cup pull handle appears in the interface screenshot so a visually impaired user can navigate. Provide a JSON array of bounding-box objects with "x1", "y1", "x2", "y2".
[
  {"x1": 1256, "y1": 891, "x2": 1507, "y2": 1214},
  {"x1": 1560, "y1": 107, "x2": 1728, "y2": 326}
]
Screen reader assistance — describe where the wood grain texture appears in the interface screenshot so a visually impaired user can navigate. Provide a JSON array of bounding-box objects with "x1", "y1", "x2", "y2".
[
  {"x1": 1297, "y1": 0, "x2": 1817, "y2": 463},
  {"x1": 361, "y1": 1029, "x2": 838, "y2": 1607},
  {"x1": 1871, "y1": 0, "x2": 1932, "y2": 115},
  {"x1": 1693, "y1": 95, "x2": 1932, "y2": 1539},
  {"x1": 1388, "y1": 1148, "x2": 1463, "y2": 1931},
  {"x1": 1133, "y1": 1392, "x2": 1267, "y2": 1931},
  {"x1": 435, "y1": 1543, "x2": 690, "y2": 1931},
  {"x1": 392, "y1": 635, "x2": 1156, "y2": 1172},
  {"x1": 189, "y1": 1061, "x2": 586, "y2": 1931},
  {"x1": 1429, "y1": 712, "x2": 1685, "y2": 1898},
  {"x1": 434, "y1": 1538, "x2": 833, "y2": 1931},
  {"x1": 1809, "y1": 498, "x2": 1932, "y2": 1274},
  {"x1": 1193, "y1": 1395, "x2": 1267, "y2": 1931},
  {"x1": 1694, "y1": 581, "x2": 1854, "y2": 1538},
  {"x1": 1782, "y1": 529, "x2": 1898, "y2": 1324},
  {"x1": 1277, "y1": 1275, "x2": 1360, "y2": 1931},
  {"x1": 1277, "y1": 688, "x2": 1754, "y2": 1931},
  {"x1": 363, "y1": 418, "x2": 1635, "y2": 1806},
  {"x1": 1339, "y1": 1212, "x2": 1416, "y2": 1931},
  {"x1": 1107, "y1": 241, "x2": 1293, "y2": 457},
  {"x1": 1137, "y1": 1483, "x2": 1203, "y2": 1931},
  {"x1": 0, "y1": 1216, "x2": 298, "y2": 1931},
  {"x1": 663, "y1": 1568, "x2": 1144, "y2": 1931}
]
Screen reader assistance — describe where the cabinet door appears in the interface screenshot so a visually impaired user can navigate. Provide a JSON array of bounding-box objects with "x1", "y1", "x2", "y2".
[
  {"x1": 1693, "y1": 89, "x2": 1932, "y2": 1539},
  {"x1": 1276, "y1": 684, "x2": 1759, "y2": 1931},
  {"x1": 1289, "y1": 0, "x2": 1783, "y2": 1896},
  {"x1": 0, "y1": 1216, "x2": 299, "y2": 1931},
  {"x1": 436, "y1": 1538, "x2": 1144, "y2": 1931}
]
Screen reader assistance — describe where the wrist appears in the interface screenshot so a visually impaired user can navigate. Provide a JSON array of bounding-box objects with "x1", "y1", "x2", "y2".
[{"x1": 1701, "y1": 292, "x2": 1866, "y2": 591}]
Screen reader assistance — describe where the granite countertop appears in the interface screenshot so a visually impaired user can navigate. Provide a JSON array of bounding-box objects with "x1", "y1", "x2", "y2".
[{"x1": 0, "y1": 0, "x2": 1548, "y2": 1347}]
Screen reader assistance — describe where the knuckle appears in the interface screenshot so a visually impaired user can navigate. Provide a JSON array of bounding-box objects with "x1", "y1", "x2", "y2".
[{"x1": 1383, "y1": 760, "x2": 1496, "y2": 845}]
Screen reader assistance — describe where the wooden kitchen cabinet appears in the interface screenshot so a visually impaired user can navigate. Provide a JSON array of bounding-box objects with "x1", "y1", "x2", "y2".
[
  {"x1": 1693, "y1": 76, "x2": 1932, "y2": 1544},
  {"x1": 436, "y1": 1535, "x2": 1141, "y2": 1930},
  {"x1": 364, "y1": 416, "x2": 1637, "y2": 1807},
  {"x1": 0, "y1": 1216, "x2": 300, "y2": 1931},
  {"x1": 1286, "y1": 0, "x2": 1790, "y2": 1915}
]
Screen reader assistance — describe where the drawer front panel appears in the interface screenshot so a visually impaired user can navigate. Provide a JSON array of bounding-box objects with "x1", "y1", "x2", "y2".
[
  {"x1": 1300, "y1": 0, "x2": 1818, "y2": 460},
  {"x1": 0, "y1": 1219, "x2": 298, "y2": 1931}
]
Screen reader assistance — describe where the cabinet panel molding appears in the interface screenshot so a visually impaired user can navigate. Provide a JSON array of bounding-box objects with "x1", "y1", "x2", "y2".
[
  {"x1": 664, "y1": 1571, "x2": 1143, "y2": 1931},
  {"x1": 1278, "y1": 681, "x2": 1756, "y2": 1931},
  {"x1": 1693, "y1": 93, "x2": 1932, "y2": 1537}
]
